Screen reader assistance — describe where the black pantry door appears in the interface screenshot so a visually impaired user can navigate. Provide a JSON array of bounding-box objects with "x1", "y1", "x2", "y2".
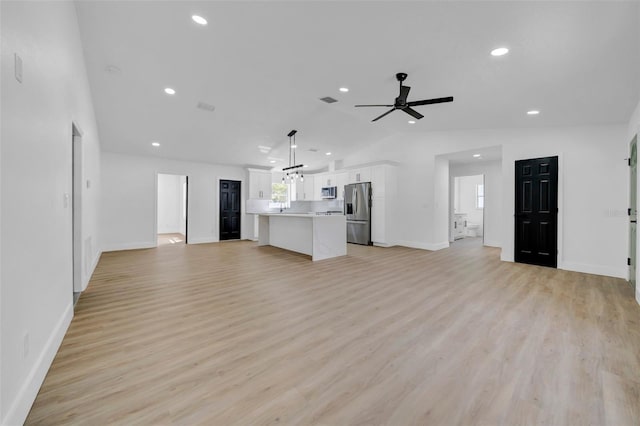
[
  {"x1": 515, "y1": 156, "x2": 558, "y2": 268},
  {"x1": 220, "y1": 180, "x2": 241, "y2": 240}
]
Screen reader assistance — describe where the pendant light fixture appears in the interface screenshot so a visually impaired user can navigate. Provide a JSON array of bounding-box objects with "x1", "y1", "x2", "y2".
[{"x1": 282, "y1": 129, "x2": 304, "y2": 183}]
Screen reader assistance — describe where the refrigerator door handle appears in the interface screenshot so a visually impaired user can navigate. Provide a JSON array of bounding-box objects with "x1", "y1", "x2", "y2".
[{"x1": 353, "y1": 187, "x2": 357, "y2": 215}]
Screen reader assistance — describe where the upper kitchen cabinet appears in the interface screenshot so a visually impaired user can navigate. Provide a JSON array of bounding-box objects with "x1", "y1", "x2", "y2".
[
  {"x1": 295, "y1": 175, "x2": 315, "y2": 200},
  {"x1": 348, "y1": 168, "x2": 372, "y2": 184},
  {"x1": 248, "y1": 169, "x2": 272, "y2": 200},
  {"x1": 302, "y1": 175, "x2": 315, "y2": 200},
  {"x1": 335, "y1": 172, "x2": 348, "y2": 200}
]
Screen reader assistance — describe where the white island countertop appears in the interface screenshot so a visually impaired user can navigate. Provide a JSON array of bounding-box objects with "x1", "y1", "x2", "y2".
[{"x1": 258, "y1": 213, "x2": 346, "y2": 261}]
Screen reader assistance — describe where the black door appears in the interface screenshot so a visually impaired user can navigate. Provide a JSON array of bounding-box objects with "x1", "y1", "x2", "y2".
[
  {"x1": 515, "y1": 156, "x2": 558, "y2": 268},
  {"x1": 220, "y1": 180, "x2": 241, "y2": 240}
]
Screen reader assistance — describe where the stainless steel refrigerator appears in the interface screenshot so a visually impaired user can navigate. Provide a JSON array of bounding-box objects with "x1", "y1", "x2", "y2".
[{"x1": 344, "y1": 182, "x2": 372, "y2": 245}]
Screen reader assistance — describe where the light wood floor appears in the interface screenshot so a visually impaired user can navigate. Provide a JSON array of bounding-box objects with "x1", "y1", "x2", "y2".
[{"x1": 26, "y1": 240, "x2": 640, "y2": 425}]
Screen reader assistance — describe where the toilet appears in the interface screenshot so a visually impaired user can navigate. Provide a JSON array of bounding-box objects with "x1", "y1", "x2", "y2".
[{"x1": 466, "y1": 222, "x2": 482, "y2": 238}]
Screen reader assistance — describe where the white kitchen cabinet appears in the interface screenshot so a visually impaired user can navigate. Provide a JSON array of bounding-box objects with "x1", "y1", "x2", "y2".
[
  {"x1": 323, "y1": 173, "x2": 336, "y2": 187},
  {"x1": 335, "y1": 172, "x2": 348, "y2": 200},
  {"x1": 302, "y1": 175, "x2": 315, "y2": 200},
  {"x1": 248, "y1": 169, "x2": 272, "y2": 200},
  {"x1": 348, "y1": 167, "x2": 372, "y2": 184},
  {"x1": 294, "y1": 175, "x2": 315, "y2": 200},
  {"x1": 313, "y1": 174, "x2": 324, "y2": 200}
]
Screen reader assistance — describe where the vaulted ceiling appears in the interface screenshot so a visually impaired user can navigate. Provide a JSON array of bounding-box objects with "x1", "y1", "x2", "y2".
[{"x1": 76, "y1": 1, "x2": 640, "y2": 170}]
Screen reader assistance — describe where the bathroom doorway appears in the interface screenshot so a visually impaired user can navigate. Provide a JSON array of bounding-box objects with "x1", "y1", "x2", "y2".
[
  {"x1": 452, "y1": 174, "x2": 485, "y2": 245},
  {"x1": 156, "y1": 173, "x2": 188, "y2": 246}
]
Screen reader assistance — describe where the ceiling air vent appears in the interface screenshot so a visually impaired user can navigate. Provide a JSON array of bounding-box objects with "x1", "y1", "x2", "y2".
[
  {"x1": 308, "y1": 148, "x2": 318, "y2": 152},
  {"x1": 319, "y1": 96, "x2": 338, "y2": 104},
  {"x1": 196, "y1": 101, "x2": 216, "y2": 112}
]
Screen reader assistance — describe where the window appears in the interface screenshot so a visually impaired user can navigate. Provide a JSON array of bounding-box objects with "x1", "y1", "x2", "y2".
[
  {"x1": 476, "y1": 184, "x2": 484, "y2": 209},
  {"x1": 270, "y1": 182, "x2": 290, "y2": 208}
]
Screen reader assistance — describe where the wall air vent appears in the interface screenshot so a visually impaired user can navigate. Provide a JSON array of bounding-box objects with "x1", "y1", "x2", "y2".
[
  {"x1": 319, "y1": 96, "x2": 338, "y2": 104},
  {"x1": 196, "y1": 101, "x2": 216, "y2": 112}
]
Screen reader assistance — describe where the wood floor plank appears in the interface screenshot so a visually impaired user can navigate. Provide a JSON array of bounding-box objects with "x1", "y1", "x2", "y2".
[{"x1": 25, "y1": 239, "x2": 640, "y2": 425}]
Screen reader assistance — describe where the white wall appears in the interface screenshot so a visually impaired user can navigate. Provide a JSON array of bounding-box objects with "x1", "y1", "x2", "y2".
[
  {"x1": 101, "y1": 152, "x2": 248, "y2": 251},
  {"x1": 157, "y1": 174, "x2": 184, "y2": 235},
  {"x1": 0, "y1": 1, "x2": 102, "y2": 424},
  {"x1": 341, "y1": 125, "x2": 628, "y2": 278},
  {"x1": 630, "y1": 99, "x2": 640, "y2": 304},
  {"x1": 456, "y1": 175, "x2": 484, "y2": 233},
  {"x1": 450, "y1": 160, "x2": 503, "y2": 247}
]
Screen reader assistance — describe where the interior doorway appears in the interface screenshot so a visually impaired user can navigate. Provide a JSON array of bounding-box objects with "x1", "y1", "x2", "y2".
[
  {"x1": 514, "y1": 156, "x2": 558, "y2": 268},
  {"x1": 157, "y1": 173, "x2": 188, "y2": 246},
  {"x1": 629, "y1": 135, "x2": 637, "y2": 291},
  {"x1": 452, "y1": 174, "x2": 485, "y2": 245},
  {"x1": 72, "y1": 123, "x2": 83, "y2": 305},
  {"x1": 220, "y1": 180, "x2": 241, "y2": 240}
]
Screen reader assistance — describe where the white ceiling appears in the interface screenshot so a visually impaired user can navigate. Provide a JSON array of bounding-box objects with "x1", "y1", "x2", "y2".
[{"x1": 75, "y1": 1, "x2": 640, "y2": 170}]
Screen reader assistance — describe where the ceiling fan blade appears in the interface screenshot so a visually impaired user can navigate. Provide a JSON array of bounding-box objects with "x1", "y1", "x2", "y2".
[
  {"x1": 398, "y1": 85, "x2": 411, "y2": 103},
  {"x1": 407, "y1": 96, "x2": 454, "y2": 107},
  {"x1": 371, "y1": 108, "x2": 396, "y2": 122},
  {"x1": 355, "y1": 104, "x2": 394, "y2": 107},
  {"x1": 402, "y1": 107, "x2": 424, "y2": 120}
]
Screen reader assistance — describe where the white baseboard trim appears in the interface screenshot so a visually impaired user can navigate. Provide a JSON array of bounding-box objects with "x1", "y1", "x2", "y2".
[
  {"x1": 373, "y1": 242, "x2": 394, "y2": 248},
  {"x1": 500, "y1": 253, "x2": 514, "y2": 262},
  {"x1": 3, "y1": 302, "x2": 73, "y2": 426},
  {"x1": 81, "y1": 250, "x2": 102, "y2": 291},
  {"x1": 398, "y1": 240, "x2": 450, "y2": 251},
  {"x1": 560, "y1": 261, "x2": 627, "y2": 279},
  {"x1": 102, "y1": 241, "x2": 156, "y2": 252},
  {"x1": 481, "y1": 239, "x2": 501, "y2": 248},
  {"x1": 188, "y1": 237, "x2": 218, "y2": 244}
]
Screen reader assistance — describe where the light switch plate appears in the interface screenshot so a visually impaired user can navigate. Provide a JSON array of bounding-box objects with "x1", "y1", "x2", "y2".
[{"x1": 15, "y1": 53, "x2": 23, "y2": 83}]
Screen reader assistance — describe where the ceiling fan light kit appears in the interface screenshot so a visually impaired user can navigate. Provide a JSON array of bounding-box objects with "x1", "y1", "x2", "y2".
[{"x1": 355, "y1": 72, "x2": 454, "y2": 122}]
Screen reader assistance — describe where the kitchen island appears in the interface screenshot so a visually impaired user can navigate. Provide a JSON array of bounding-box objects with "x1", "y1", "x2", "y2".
[{"x1": 258, "y1": 213, "x2": 347, "y2": 261}]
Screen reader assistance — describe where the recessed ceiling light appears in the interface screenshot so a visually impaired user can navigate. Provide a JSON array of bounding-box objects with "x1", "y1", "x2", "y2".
[
  {"x1": 491, "y1": 47, "x2": 509, "y2": 57},
  {"x1": 408, "y1": 120, "x2": 416, "y2": 124},
  {"x1": 269, "y1": 160, "x2": 276, "y2": 164},
  {"x1": 303, "y1": 164, "x2": 309, "y2": 168},
  {"x1": 339, "y1": 87, "x2": 349, "y2": 93},
  {"x1": 151, "y1": 142, "x2": 160, "y2": 147},
  {"x1": 527, "y1": 110, "x2": 540, "y2": 115},
  {"x1": 192, "y1": 15, "x2": 207, "y2": 25},
  {"x1": 164, "y1": 87, "x2": 176, "y2": 95},
  {"x1": 326, "y1": 152, "x2": 332, "y2": 156},
  {"x1": 473, "y1": 154, "x2": 481, "y2": 158}
]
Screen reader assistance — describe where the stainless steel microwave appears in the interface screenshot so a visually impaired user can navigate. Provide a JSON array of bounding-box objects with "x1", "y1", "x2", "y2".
[{"x1": 321, "y1": 186, "x2": 337, "y2": 199}]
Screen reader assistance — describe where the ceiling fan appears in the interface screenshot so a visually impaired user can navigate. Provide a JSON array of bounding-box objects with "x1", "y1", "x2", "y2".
[{"x1": 355, "y1": 73, "x2": 453, "y2": 122}]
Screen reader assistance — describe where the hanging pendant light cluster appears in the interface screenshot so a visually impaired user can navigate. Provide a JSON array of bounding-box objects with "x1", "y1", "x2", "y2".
[{"x1": 282, "y1": 129, "x2": 304, "y2": 183}]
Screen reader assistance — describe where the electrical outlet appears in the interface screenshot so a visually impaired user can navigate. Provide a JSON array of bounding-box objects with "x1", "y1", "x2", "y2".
[{"x1": 23, "y1": 333, "x2": 29, "y2": 359}]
